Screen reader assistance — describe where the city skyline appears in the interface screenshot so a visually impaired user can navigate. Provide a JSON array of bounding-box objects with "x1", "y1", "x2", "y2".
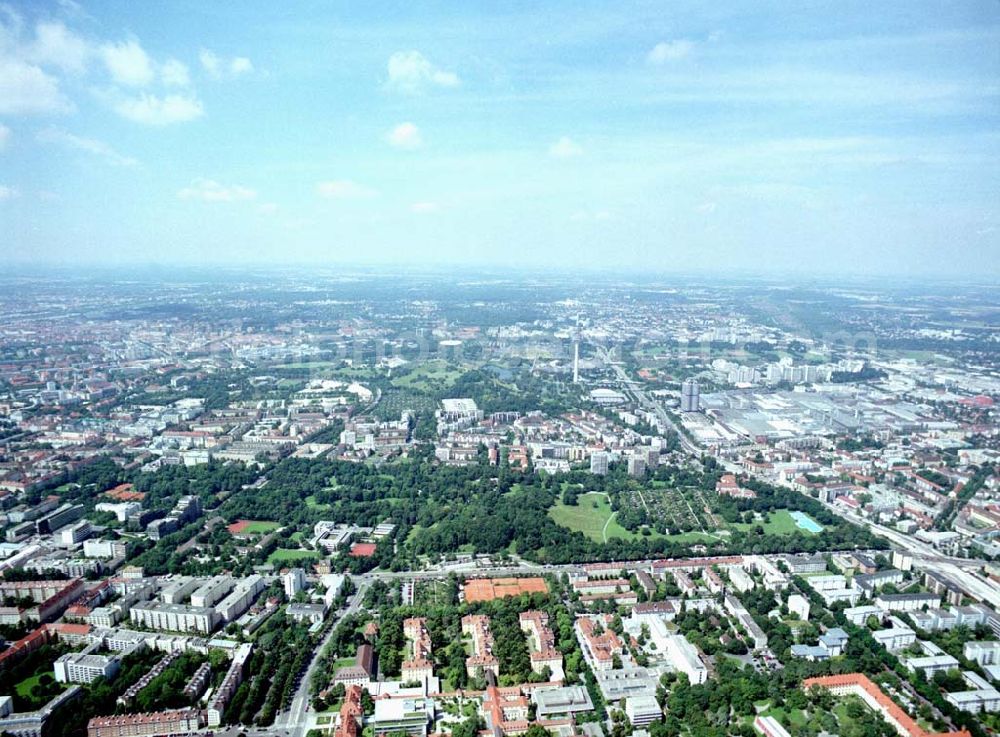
[{"x1": 1, "y1": 1, "x2": 999, "y2": 276}]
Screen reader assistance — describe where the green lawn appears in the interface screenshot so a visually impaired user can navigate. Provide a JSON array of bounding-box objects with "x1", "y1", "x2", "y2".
[
  {"x1": 760, "y1": 705, "x2": 807, "y2": 727},
  {"x1": 305, "y1": 495, "x2": 331, "y2": 511},
  {"x1": 549, "y1": 492, "x2": 658, "y2": 543},
  {"x1": 239, "y1": 520, "x2": 281, "y2": 534},
  {"x1": 15, "y1": 672, "x2": 45, "y2": 699},
  {"x1": 268, "y1": 548, "x2": 320, "y2": 564},
  {"x1": 390, "y1": 360, "x2": 464, "y2": 391},
  {"x1": 731, "y1": 509, "x2": 817, "y2": 536}
]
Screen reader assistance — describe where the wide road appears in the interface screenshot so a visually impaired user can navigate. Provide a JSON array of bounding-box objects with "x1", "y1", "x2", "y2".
[
  {"x1": 277, "y1": 578, "x2": 370, "y2": 737},
  {"x1": 595, "y1": 345, "x2": 701, "y2": 455}
]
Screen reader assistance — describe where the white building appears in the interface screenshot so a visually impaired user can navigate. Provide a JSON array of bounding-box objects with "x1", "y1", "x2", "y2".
[
  {"x1": 625, "y1": 695, "x2": 662, "y2": 727},
  {"x1": 663, "y1": 633, "x2": 709, "y2": 685},
  {"x1": 59, "y1": 520, "x2": 91, "y2": 546},
  {"x1": 843, "y1": 605, "x2": 883, "y2": 626},
  {"x1": 83, "y1": 539, "x2": 127, "y2": 559},
  {"x1": 53, "y1": 651, "x2": 119, "y2": 684},
  {"x1": 191, "y1": 576, "x2": 235, "y2": 608},
  {"x1": 872, "y1": 626, "x2": 916, "y2": 651},
  {"x1": 287, "y1": 603, "x2": 327, "y2": 625},
  {"x1": 283, "y1": 568, "x2": 307, "y2": 599},
  {"x1": 787, "y1": 594, "x2": 810, "y2": 621},
  {"x1": 160, "y1": 577, "x2": 200, "y2": 605},
  {"x1": 130, "y1": 602, "x2": 218, "y2": 634},
  {"x1": 965, "y1": 641, "x2": 1000, "y2": 667},
  {"x1": 945, "y1": 672, "x2": 1000, "y2": 714},
  {"x1": 214, "y1": 575, "x2": 265, "y2": 622},
  {"x1": 728, "y1": 566, "x2": 755, "y2": 593}
]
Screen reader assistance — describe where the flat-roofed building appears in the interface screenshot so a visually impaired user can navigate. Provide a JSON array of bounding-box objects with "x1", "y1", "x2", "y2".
[
  {"x1": 190, "y1": 576, "x2": 234, "y2": 608},
  {"x1": 625, "y1": 695, "x2": 661, "y2": 727},
  {"x1": 531, "y1": 685, "x2": 594, "y2": 719},
  {"x1": 965, "y1": 641, "x2": 1000, "y2": 667},
  {"x1": 874, "y1": 593, "x2": 940, "y2": 612},
  {"x1": 54, "y1": 651, "x2": 120, "y2": 684},
  {"x1": 372, "y1": 697, "x2": 434, "y2": 737},
  {"x1": 129, "y1": 602, "x2": 218, "y2": 634}
]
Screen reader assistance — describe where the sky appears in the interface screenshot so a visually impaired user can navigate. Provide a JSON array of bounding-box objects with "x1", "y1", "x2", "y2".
[{"x1": 0, "y1": 1, "x2": 998, "y2": 277}]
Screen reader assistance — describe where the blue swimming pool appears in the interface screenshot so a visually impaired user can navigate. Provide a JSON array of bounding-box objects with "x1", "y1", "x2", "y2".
[{"x1": 790, "y1": 511, "x2": 824, "y2": 533}]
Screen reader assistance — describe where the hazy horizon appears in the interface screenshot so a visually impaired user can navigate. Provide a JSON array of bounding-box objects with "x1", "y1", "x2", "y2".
[{"x1": 1, "y1": 1, "x2": 999, "y2": 277}]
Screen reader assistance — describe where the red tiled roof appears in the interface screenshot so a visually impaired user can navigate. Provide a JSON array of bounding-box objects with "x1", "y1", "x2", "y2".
[{"x1": 802, "y1": 674, "x2": 971, "y2": 737}]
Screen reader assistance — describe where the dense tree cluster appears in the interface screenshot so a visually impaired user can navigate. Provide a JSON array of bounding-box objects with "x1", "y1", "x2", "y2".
[
  {"x1": 213, "y1": 451, "x2": 882, "y2": 568},
  {"x1": 224, "y1": 613, "x2": 315, "y2": 726}
]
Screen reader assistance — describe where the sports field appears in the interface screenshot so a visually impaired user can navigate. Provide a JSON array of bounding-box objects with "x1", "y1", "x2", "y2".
[
  {"x1": 267, "y1": 548, "x2": 319, "y2": 564},
  {"x1": 227, "y1": 519, "x2": 280, "y2": 535}
]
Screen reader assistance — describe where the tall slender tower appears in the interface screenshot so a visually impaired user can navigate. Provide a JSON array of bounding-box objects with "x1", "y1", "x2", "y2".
[{"x1": 573, "y1": 340, "x2": 580, "y2": 383}]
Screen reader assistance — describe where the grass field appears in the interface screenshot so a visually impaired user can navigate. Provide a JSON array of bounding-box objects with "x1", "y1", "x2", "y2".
[
  {"x1": 245, "y1": 520, "x2": 281, "y2": 533},
  {"x1": 305, "y1": 495, "x2": 331, "y2": 511},
  {"x1": 731, "y1": 509, "x2": 818, "y2": 536},
  {"x1": 757, "y1": 705, "x2": 807, "y2": 728},
  {"x1": 549, "y1": 492, "x2": 648, "y2": 543},
  {"x1": 15, "y1": 672, "x2": 45, "y2": 699},
  {"x1": 229, "y1": 519, "x2": 281, "y2": 535},
  {"x1": 268, "y1": 548, "x2": 320, "y2": 564},
  {"x1": 391, "y1": 360, "x2": 464, "y2": 392}
]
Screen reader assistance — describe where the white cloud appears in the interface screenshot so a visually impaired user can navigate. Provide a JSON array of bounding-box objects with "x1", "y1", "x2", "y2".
[
  {"x1": 230, "y1": 56, "x2": 252, "y2": 75},
  {"x1": 28, "y1": 21, "x2": 90, "y2": 74},
  {"x1": 0, "y1": 185, "x2": 17, "y2": 200},
  {"x1": 178, "y1": 178, "x2": 256, "y2": 202},
  {"x1": 200, "y1": 49, "x2": 252, "y2": 79},
  {"x1": 647, "y1": 40, "x2": 695, "y2": 64},
  {"x1": 697, "y1": 201, "x2": 717, "y2": 214},
  {"x1": 386, "y1": 51, "x2": 459, "y2": 94},
  {"x1": 113, "y1": 93, "x2": 203, "y2": 125},
  {"x1": 0, "y1": 58, "x2": 71, "y2": 114},
  {"x1": 316, "y1": 180, "x2": 377, "y2": 199},
  {"x1": 101, "y1": 38, "x2": 155, "y2": 87},
  {"x1": 36, "y1": 127, "x2": 137, "y2": 166},
  {"x1": 258, "y1": 202, "x2": 279, "y2": 215},
  {"x1": 410, "y1": 201, "x2": 439, "y2": 214},
  {"x1": 161, "y1": 58, "x2": 190, "y2": 87},
  {"x1": 549, "y1": 136, "x2": 583, "y2": 158},
  {"x1": 0, "y1": 124, "x2": 9, "y2": 150},
  {"x1": 387, "y1": 122, "x2": 422, "y2": 149},
  {"x1": 199, "y1": 49, "x2": 221, "y2": 78},
  {"x1": 571, "y1": 209, "x2": 613, "y2": 222}
]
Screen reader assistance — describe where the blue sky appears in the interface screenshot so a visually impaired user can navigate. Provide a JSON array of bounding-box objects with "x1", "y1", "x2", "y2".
[{"x1": 0, "y1": 0, "x2": 998, "y2": 276}]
